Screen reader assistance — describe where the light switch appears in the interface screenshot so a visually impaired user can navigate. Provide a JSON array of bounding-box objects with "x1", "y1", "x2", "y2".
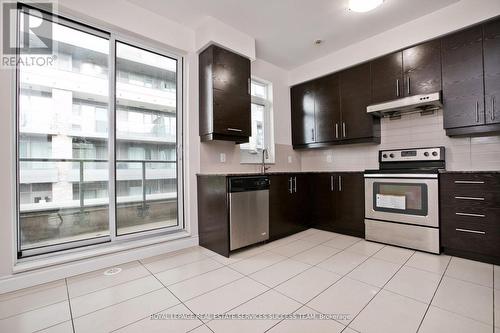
[
  {"x1": 220, "y1": 153, "x2": 226, "y2": 163},
  {"x1": 287, "y1": 155, "x2": 292, "y2": 163},
  {"x1": 326, "y1": 154, "x2": 333, "y2": 163}
]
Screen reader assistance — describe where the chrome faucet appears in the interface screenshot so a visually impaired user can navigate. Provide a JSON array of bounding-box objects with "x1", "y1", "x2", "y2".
[{"x1": 261, "y1": 148, "x2": 270, "y2": 174}]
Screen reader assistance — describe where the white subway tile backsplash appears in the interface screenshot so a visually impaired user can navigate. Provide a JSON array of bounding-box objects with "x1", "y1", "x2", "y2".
[{"x1": 301, "y1": 110, "x2": 500, "y2": 172}]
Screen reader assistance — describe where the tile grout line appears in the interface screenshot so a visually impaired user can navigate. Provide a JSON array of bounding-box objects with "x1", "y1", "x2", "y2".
[
  {"x1": 261, "y1": 239, "x2": 385, "y2": 331},
  {"x1": 65, "y1": 278, "x2": 76, "y2": 333},
  {"x1": 302, "y1": 241, "x2": 389, "y2": 328},
  {"x1": 415, "y1": 255, "x2": 453, "y2": 333},
  {"x1": 105, "y1": 260, "x2": 207, "y2": 333},
  {"x1": 493, "y1": 267, "x2": 496, "y2": 332},
  {"x1": 68, "y1": 249, "x2": 214, "y2": 302},
  {"x1": 138, "y1": 261, "x2": 216, "y2": 333},
  {"x1": 342, "y1": 248, "x2": 418, "y2": 331}
]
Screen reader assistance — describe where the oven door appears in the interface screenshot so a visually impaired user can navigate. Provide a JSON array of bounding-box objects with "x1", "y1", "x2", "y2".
[{"x1": 364, "y1": 175, "x2": 439, "y2": 227}]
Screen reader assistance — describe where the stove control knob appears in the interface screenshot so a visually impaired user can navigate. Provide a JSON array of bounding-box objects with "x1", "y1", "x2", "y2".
[
  {"x1": 432, "y1": 151, "x2": 438, "y2": 157},
  {"x1": 383, "y1": 154, "x2": 388, "y2": 159},
  {"x1": 389, "y1": 153, "x2": 395, "y2": 158},
  {"x1": 424, "y1": 152, "x2": 430, "y2": 157}
]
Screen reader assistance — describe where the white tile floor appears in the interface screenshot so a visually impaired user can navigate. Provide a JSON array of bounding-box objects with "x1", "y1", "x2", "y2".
[{"x1": 0, "y1": 228, "x2": 498, "y2": 333}]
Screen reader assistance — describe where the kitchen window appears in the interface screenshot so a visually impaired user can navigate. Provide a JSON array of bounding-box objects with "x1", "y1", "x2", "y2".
[
  {"x1": 240, "y1": 79, "x2": 274, "y2": 163},
  {"x1": 15, "y1": 5, "x2": 183, "y2": 258}
]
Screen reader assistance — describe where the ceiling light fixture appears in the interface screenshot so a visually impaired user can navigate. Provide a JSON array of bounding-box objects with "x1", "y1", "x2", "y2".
[{"x1": 348, "y1": 0, "x2": 384, "y2": 13}]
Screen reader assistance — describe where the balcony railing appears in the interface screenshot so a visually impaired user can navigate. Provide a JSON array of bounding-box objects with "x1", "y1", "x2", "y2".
[{"x1": 19, "y1": 158, "x2": 177, "y2": 214}]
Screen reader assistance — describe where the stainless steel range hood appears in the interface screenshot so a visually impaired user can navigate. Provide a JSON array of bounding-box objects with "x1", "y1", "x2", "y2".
[{"x1": 367, "y1": 92, "x2": 442, "y2": 117}]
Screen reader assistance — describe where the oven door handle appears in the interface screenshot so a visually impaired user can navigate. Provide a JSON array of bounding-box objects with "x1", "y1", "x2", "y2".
[{"x1": 364, "y1": 174, "x2": 438, "y2": 179}]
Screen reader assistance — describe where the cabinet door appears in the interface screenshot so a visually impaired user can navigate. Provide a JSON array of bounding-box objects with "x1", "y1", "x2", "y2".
[
  {"x1": 442, "y1": 26, "x2": 485, "y2": 129},
  {"x1": 291, "y1": 82, "x2": 316, "y2": 145},
  {"x1": 293, "y1": 174, "x2": 312, "y2": 232},
  {"x1": 269, "y1": 175, "x2": 295, "y2": 240},
  {"x1": 371, "y1": 52, "x2": 403, "y2": 104},
  {"x1": 314, "y1": 74, "x2": 340, "y2": 142},
  {"x1": 335, "y1": 173, "x2": 365, "y2": 237},
  {"x1": 484, "y1": 19, "x2": 500, "y2": 125},
  {"x1": 212, "y1": 46, "x2": 250, "y2": 93},
  {"x1": 213, "y1": 89, "x2": 251, "y2": 136},
  {"x1": 403, "y1": 40, "x2": 442, "y2": 96},
  {"x1": 340, "y1": 63, "x2": 374, "y2": 140},
  {"x1": 310, "y1": 173, "x2": 336, "y2": 232}
]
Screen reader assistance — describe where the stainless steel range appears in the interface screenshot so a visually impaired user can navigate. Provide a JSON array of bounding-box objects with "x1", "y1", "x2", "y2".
[{"x1": 364, "y1": 147, "x2": 445, "y2": 254}]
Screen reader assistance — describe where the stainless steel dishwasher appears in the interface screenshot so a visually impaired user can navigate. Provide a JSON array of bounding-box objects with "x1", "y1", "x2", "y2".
[{"x1": 229, "y1": 176, "x2": 270, "y2": 251}]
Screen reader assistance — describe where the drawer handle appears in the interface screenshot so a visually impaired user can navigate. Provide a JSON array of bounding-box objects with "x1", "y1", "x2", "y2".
[
  {"x1": 456, "y1": 228, "x2": 485, "y2": 235},
  {"x1": 454, "y1": 196, "x2": 485, "y2": 201},
  {"x1": 227, "y1": 128, "x2": 243, "y2": 132},
  {"x1": 454, "y1": 180, "x2": 485, "y2": 184},
  {"x1": 455, "y1": 212, "x2": 485, "y2": 218}
]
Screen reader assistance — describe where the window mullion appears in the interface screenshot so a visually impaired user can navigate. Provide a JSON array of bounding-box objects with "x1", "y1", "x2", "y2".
[{"x1": 108, "y1": 36, "x2": 117, "y2": 241}]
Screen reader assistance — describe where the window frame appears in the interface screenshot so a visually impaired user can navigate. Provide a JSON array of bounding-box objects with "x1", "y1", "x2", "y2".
[
  {"x1": 240, "y1": 77, "x2": 274, "y2": 164},
  {"x1": 14, "y1": 4, "x2": 185, "y2": 260}
]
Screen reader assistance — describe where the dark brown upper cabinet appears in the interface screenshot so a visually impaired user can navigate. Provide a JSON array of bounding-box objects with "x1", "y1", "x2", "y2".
[
  {"x1": 340, "y1": 63, "x2": 377, "y2": 141},
  {"x1": 371, "y1": 41, "x2": 442, "y2": 104},
  {"x1": 291, "y1": 81, "x2": 316, "y2": 145},
  {"x1": 371, "y1": 52, "x2": 403, "y2": 104},
  {"x1": 402, "y1": 40, "x2": 442, "y2": 96},
  {"x1": 199, "y1": 45, "x2": 251, "y2": 143},
  {"x1": 290, "y1": 65, "x2": 379, "y2": 148},
  {"x1": 442, "y1": 26, "x2": 485, "y2": 132},
  {"x1": 484, "y1": 19, "x2": 500, "y2": 125},
  {"x1": 315, "y1": 74, "x2": 340, "y2": 143}
]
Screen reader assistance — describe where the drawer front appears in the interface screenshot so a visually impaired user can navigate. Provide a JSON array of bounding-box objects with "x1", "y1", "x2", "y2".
[
  {"x1": 441, "y1": 220, "x2": 499, "y2": 255},
  {"x1": 440, "y1": 173, "x2": 500, "y2": 200}
]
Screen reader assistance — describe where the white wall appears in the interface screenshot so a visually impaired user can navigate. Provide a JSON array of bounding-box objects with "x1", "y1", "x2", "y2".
[{"x1": 289, "y1": 0, "x2": 500, "y2": 85}]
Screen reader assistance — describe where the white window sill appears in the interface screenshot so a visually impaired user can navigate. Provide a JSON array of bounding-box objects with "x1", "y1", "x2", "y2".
[{"x1": 13, "y1": 230, "x2": 192, "y2": 274}]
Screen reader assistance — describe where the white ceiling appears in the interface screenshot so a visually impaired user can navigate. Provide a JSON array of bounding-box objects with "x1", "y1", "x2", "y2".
[{"x1": 126, "y1": 0, "x2": 460, "y2": 69}]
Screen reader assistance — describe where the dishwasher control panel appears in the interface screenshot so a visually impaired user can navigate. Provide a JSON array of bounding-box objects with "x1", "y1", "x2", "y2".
[{"x1": 228, "y1": 176, "x2": 270, "y2": 192}]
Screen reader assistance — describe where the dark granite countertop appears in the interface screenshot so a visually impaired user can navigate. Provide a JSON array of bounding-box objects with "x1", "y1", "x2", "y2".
[
  {"x1": 197, "y1": 171, "x2": 364, "y2": 177},
  {"x1": 439, "y1": 170, "x2": 500, "y2": 174}
]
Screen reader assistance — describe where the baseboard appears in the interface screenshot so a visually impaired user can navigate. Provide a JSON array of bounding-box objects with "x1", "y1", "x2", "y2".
[{"x1": 0, "y1": 235, "x2": 199, "y2": 294}]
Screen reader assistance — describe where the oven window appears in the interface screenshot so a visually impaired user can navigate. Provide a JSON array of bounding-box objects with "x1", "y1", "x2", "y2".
[{"x1": 373, "y1": 182, "x2": 428, "y2": 216}]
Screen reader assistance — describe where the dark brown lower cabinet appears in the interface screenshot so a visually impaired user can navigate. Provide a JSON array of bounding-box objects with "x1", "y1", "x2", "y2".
[
  {"x1": 197, "y1": 172, "x2": 365, "y2": 256},
  {"x1": 310, "y1": 172, "x2": 365, "y2": 238},
  {"x1": 440, "y1": 172, "x2": 500, "y2": 265},
  {"x1": 269, "y1": 174, "x2": 310, "y2": 241}
]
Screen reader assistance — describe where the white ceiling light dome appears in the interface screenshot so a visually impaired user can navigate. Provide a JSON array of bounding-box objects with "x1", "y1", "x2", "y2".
[{"x1": 348, "y1": 0, "x2": 384, "y2": 13}]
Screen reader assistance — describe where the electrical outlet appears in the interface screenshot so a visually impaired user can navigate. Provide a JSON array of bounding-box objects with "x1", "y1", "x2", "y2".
[
  {"x1": 326, "y1": 154, "x2": 333, "y2": 163},
  {"x1": 220, "y1": 153, "x2": 226, "y2": 163},
  {"x1": 287, "y1": 155, "x2": 292, "y2": 163}
]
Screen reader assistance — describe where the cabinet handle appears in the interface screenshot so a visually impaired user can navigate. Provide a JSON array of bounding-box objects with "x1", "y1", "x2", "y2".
[
  {"x1": 454, "y1": 180, "x2": 485, "y2": 184},
  {"x1": 248, "y1": 78, "x2": 251, "y2": 95},
  {"x1": 454, "y1": 196, "x2": 485, "y2": 201},
  {"x1": 396, "y1": 79, "x2": 400, "y2": 97},
  {"x1": 227, "y1": 128, "x2": 243, "y2": 132},
  {"x1": 312, "y1": 128, "x2": 315, "y2": 141},
  {"x1": 492, "y1": 96, "x2": 496, "y2": 121},
  {"x1": 330, "y1": 175, "x2": 334, "y2": 192},
  {"x1": 335, "y1": 123, "x2": 339, "y2": 139},
  {"x1": 407, "y1": 76, "x2": 411, "y2": 95},
  {"x1": 342, "y1": 122, "x2": 346, "y2": 138},
  {"x1": 288, "y1": 177, "x2": 293, "y2": 194},
  {"x1": 338, "y1": 176, "x2": 342, "y2": 192},
  {"x1": 294, "y1": 176, "x2": 297, "y2": 193},
  {"x1": 456, "y1": 228, "x2": 485, "y2": 235},
  {"x1": 455, "y1": 212, "x2": 485, "y2": 218},
  {"x1": 475, "y1": 101, "x2": 479, "y2": 123}
]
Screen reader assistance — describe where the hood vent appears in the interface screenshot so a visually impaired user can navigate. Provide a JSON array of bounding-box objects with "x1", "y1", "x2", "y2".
[{"x1": 367, "y1": 92, "x2": 442, "y2": 117}]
